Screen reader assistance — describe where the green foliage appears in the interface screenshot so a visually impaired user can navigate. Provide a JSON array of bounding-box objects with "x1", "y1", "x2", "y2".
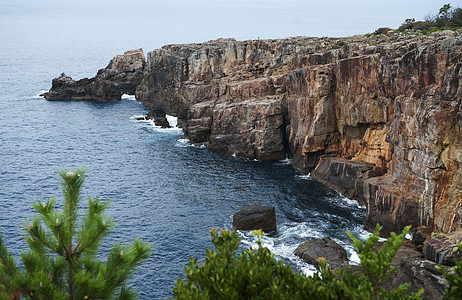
[
  {"x1": 397, "y1": 3, "x2": 462, "y2": 34},
  {"x1": 374, "y1": 27, "x2": 392, "y2": 35},
  {"x1": 173, "y1": 225, "x2": 423, "y2": 300},
  {"x1": 347, "y1": 224, "x2": 423, "y2": 299},
  {"x1": 331, "y1": 40, "x2": 347, "y2": 49},
  {"x1": 439, "y1": 243, "x2": 462, "y2": 299},
  {"x1": 0, "y1": 168, "x2": 151, "y2": 300}
]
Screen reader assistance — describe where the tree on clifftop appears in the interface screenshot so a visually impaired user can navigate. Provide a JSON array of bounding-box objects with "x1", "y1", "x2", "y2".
[{"x1": 0, "y1": 168, "x2": 151, "y2": 300}]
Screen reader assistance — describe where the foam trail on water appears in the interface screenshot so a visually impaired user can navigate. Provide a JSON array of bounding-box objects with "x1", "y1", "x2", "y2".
[
  {"x1": 131, "y1": 114, "x2": 183, "y2": 134},
  {"x1": 331, "y1": 192, "x2": 365, "y2": 210},
  {"x1": 237, "y1": 220, "x2": 373, "y2": 275},
  {"x1": 175, "y1": 138, "x2": 206, "y2": 149},
  {"x1": 275, "y1": 157, "x2": 292, "y2": 166},
  {"x1": 121, "y1": 94, "x2": 137, "y2": 101},
  {"x1": 33, "y1": 90, "x2": 49, "y2": 99},
  {"x1": 296, "y1": 174, "x2": 311, "y2": 180}
]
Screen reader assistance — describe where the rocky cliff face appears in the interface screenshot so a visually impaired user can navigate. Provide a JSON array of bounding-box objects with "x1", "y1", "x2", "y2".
[{"x1": 135, "y1": 32, "x2": 462, "y2": 236}]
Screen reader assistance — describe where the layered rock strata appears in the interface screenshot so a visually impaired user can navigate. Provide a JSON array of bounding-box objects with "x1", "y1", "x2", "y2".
[
  {"x1": 134, "y1": 32, "x2": 462, "y2": 237},
  {"x1": 45, "y1": 31, "x2": 462, "y2": 238}
]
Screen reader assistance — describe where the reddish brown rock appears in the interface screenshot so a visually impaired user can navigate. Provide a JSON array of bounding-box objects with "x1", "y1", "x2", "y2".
[
  {"x1": 135, "y1": 31, "x2": 462, "y2": 236},
  {"x1": 47, "y1": 31, "x2": 462, "y2": 236}
]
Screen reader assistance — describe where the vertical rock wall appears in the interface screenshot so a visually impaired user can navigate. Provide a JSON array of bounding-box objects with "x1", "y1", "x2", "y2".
[{"x1": 133, "y1": 32, "x2": 462, "y2": 235}]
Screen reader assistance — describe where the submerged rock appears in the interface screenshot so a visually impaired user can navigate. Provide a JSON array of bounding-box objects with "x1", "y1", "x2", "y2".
[
  {"x1": 294, "y1": 237, "x2": 348, "y2": 269},
  {"x1": 232, "y1": 205, "x2": 276, "y2": 233}
]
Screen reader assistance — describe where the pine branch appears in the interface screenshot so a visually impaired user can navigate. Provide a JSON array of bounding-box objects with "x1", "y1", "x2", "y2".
[
  {"x1": 74, "y1": 226, "x2": 106, "y2": 255},
  {"x1": 56, "y1": 222, "x2": 69, "y2": 256},
  {"x1": 103, "y1": 254, "x2": 122, "y2": 281},
  {"x1": 0, "y1": 277, "x2": 27, "y2": 296}
]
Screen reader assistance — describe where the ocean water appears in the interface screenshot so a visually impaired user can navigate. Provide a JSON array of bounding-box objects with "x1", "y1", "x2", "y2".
[{"x1": 0, "y1": 1, "x2": 446, "y2": 298}]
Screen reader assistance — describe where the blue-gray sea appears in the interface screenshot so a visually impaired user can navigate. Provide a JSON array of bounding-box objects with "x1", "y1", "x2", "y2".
[{"x1": 0, "y1": 1, "x2": 444, "y2": 298}]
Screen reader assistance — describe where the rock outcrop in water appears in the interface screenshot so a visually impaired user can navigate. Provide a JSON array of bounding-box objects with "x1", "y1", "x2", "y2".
[
  {"x1": 46, "y1": 31, "x2": 462, "y2": 239},
  {"x1": 134, "y1": 32, "x2": 462, "y2": 237},
  {"x1": 233, "y1": 205, "x2": 276, "y2": 233},
  {"x1": 43, "y1": 49, "x2": 145, "y2": 101},
  {"x1": 294, "y1": 237, "x2": 348, "y2": 269}
]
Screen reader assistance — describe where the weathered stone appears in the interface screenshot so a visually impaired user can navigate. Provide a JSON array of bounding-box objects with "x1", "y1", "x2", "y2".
[
  {"x1": 294, "y1": 237, "x2": 348, "y2": 269},
  {"x1": 380, "y1": 240, "x2": 447, "y2": 299},
  {"x1": 410, "y1": 226, "x2": 433, "y2": 251},
  {"x1": 423, "y1": 231, "x2": 462, "y2": 266},
  {"x1": 47, "y1": 32, "x2": 462, "y2": 236},
  {"x1": 44, "y1": 49, "x2": 145, "y2": 101},
  {"x1": 184, "y1": 97, "x2": 285, "y2": 159},
  {"x1": 133, "y1": 34, "x2": 462, "y2": 236},
  {"x1": 147, "y1": 107, "x2": 170, "y2": 128},
  {"x1": 232, "y1": 205, "x2": 276, "y2": 233},
  {"x1": 311, "y1": 157, "x2": 381, "y2": 206}
]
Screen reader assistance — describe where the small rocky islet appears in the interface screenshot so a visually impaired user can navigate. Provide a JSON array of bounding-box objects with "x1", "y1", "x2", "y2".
[{"x1": 44, "y1": 30, "x2": 462, "y2": 298}]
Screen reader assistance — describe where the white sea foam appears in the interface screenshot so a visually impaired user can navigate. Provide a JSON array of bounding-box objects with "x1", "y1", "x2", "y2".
[
  {"x1": 131, "y1": 114, "x2": 183, "y2": 134},
  {"x1": 33, "y1": 90, "x2": 48, "y2": 99},
  {"x1": 237, "y1": 221, "x2": 340, "y2": 276},
  {"x1": 331, "y1": 192, "x2": 365, "y2": 209},
  {"x1": 296, "y1": 173, "x2": 311, "y2": 180},
  {"x1": 121, "y1": 94, "x2": 137, "y2": 101},
  {"x1": 237, "y1": 221, "x2": 373, "y2": 276},
  {"x1": 275, "y1": 157, "x2": 292, "y2": 166},
  {"x1": 175, "y1": 138, "x2": 206, "y2": 148},
  {"x1": 130, "y1": 115, "x2": 147, "y2": 121}
]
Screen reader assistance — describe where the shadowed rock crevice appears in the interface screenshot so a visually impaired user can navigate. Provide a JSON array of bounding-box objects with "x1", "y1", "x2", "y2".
[
  {"x1": 135, "y1": 32, "x2": 462, "y2": 236},
  {"x1": 45, "y1": 32, "x2": 462, "y2": 236}
]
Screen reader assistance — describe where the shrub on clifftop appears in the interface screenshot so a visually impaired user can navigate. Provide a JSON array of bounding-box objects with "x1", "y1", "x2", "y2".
[
  {"x1": 397, "y1": 3, "x2": 462, "y2": 34},
  {"x1": 0, "y1": 168, "x2": 151, "y2": 300},
  {"x1": 173, "y1": 226, "x2": 423, "y2": 299}
]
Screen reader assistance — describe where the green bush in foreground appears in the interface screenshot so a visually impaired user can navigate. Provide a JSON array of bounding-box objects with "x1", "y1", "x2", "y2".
[
  {"x1": 0, "y1": 168, "x2": 151, "y2": 300},
  {"x1": 173, "y1": 226, "x2": 423, "y2": 300},
  {"x1": 439, "y1": 243, "x2": 462, "y2": 299}
]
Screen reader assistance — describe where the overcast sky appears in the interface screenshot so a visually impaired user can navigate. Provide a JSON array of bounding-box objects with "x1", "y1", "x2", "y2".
[{"x1": 2, "y1": 0, "x2": 462, "y2": 49}]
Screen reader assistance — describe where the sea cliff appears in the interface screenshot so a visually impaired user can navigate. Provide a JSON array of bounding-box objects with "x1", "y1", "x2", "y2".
[{"x1": 45, "y1": 31, "x2": 462, "y2": 238}]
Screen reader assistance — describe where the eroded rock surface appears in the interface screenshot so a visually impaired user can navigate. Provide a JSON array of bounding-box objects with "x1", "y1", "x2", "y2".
[
  {"x1": 46, "y1": 31, "x2": 462, "y2": 236},
  {"x1": 423, "y1": 230, "x2": 462, "y2": 266},
  {"x1": 135, "y1": 32, "x2": 462, "y2": 236},
  {"x1": 381, "y1": 240, "x2": 447, "y2": 299},
  {"x1": 294, "y1": 237, "x2": 348, "y2": 269},
  {"x1": 43, "y1": 49, "x2": 145, "y2": 100},
  {"x1": 233, "y1": 205, "x2": 276, "y2": 233}
]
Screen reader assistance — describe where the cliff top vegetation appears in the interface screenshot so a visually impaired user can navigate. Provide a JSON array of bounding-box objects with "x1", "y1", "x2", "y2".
[{"x1": 375, "y1": 3, "x2": 462, "y2": 35}]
